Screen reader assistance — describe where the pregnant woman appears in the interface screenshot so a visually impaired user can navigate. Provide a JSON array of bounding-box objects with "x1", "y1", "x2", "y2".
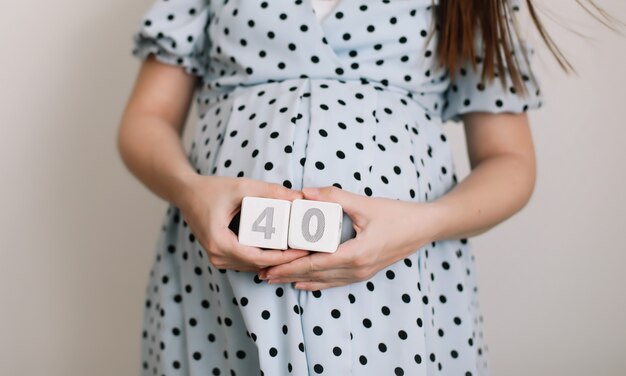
[{"x1": 117, "y1": 0, "x2": 563, "y2": 374}]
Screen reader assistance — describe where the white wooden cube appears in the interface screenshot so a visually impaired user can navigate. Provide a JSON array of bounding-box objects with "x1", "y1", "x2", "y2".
[
  {"x1": 288, "y1": 199, "x2": 343, "y2": 253},
  {"x1": 237, "y1": 196, "x2": 291, "y2": 250}
]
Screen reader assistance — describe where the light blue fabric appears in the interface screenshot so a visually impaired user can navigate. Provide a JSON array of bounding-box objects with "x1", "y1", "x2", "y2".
[{"x1": 131, "y1": 1, "x2": 543, "y2": 375}]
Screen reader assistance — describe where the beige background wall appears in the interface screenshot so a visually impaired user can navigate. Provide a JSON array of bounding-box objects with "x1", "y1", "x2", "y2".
[{"x1": 1, "y1": 1, "x2": 624, "y2": 375}]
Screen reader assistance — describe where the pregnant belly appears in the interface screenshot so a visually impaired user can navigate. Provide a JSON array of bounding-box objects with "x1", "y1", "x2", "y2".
[{"x1": 189, "y1": 77, "x2": 457, "y2": 212}]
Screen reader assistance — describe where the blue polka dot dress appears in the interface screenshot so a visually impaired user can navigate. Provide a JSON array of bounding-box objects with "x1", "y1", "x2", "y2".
[{"x1": 130, "y1": 0, "x2": 543, "y2": 375}]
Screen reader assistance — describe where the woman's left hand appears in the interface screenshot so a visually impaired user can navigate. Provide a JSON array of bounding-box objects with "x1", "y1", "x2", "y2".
[{"x1": 257, "y1": 185, "x2": 442, "y2": 291}]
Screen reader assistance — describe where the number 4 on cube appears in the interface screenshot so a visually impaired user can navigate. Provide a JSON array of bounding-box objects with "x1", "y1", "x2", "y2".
[{"x1": 237, "y1": 197, "x2": 291, "y2": 250}]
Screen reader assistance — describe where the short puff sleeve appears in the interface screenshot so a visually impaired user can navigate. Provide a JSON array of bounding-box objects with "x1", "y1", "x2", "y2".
[
  {"x1": 441, "y1": 0, "x2": 544, "y2": 123},
  {"x1": 131, "y1": 0, "x2": 211, "y2": 77}
]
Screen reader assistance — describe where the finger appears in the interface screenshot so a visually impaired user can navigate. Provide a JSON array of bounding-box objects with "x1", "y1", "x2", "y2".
[
  {"x1": 258, "y1": 249, "x2": 312, "y2": 268},
  {"x1": 257, "y1": 266, "x2": 272, "y2": 278},
  {"x1": 267, "y1": 276, "x2": 314, "y2": 284},
  {"x1": 233, "y1": 241, "x2": 309, "y2": 269},
  {"x1": 257, "y1": 250, "x2": 315, "y2": 279},
  {"x1": 251, "y1": 180, "x2": 304, "y2": 201},
  {"x1": 226, "y1": 231, "x2": 310, "y2": 267},
  {"x1": 206, "y1": 258, "x2": 256, "y2": 272},
  {"x1": 263, "y1": 252, "x2": 319, "y2": 279},
  {"x1": 268, "y1": 268, "x2": 350, "y2": 283},
  {"x1": 286, "y1": 237, "x2": 363, "y2": 275},
  {"x1": 301, "y1": 185, "x2": 366, "y2": 224},
  {"x1": 243, "y1": 245, "x2": 311, "y2": 268},
  {"x1": 264, "y1": 237, "x2": 363, "y2": 278}
]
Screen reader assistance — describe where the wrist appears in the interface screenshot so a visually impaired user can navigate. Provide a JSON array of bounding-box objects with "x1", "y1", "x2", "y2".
[
  {"x1": 170, "y1": 170, "x2": 202, "y2": 209},
  {"x1": 418, "y1": 200, "x2": 451, "y2": 243}
]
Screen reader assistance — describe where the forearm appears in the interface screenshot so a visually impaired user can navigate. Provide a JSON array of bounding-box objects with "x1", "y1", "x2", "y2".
[
  {"x1": 423, "y1": 153, "x2": 536, "y2": 242},
  {"x1": 116, "y1": 112, "x2": 198, "y2": 207}
]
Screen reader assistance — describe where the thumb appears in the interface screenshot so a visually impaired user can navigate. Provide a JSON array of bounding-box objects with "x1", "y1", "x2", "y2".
[
  {"x1": 256, "y1": 181, "x2": 304, "y2": 201},
  {"x1": 302, "y1": 185, "x2": 364, "y2": 220}
]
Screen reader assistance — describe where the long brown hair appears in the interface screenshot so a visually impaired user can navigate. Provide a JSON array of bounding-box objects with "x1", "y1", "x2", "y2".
[{"x1": 430, "y1": 0, "x2": 622, "y2": 96}]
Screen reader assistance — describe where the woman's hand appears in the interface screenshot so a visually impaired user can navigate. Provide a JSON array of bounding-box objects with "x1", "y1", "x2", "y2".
[
  {"x1": 176, "y1": 175, "x2": 311, "y2": 272},
  {"x1": 257, "y1": 186, "x2": 441, "y2": 291}
]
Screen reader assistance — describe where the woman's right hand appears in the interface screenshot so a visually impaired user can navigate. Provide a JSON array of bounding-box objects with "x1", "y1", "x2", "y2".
[{"x1": 174, "y1": 175, "x2": 311, "y2": 272}]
